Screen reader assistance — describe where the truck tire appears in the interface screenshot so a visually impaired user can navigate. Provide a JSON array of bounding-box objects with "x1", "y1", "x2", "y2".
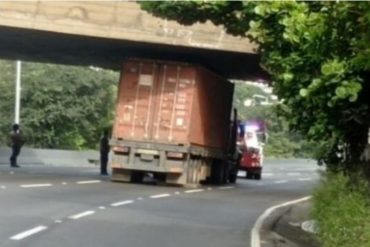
[
  {"x1": 130, "y1": 171, "x2": 144, "y2": 183},
  {"x1": 211, "y1": 159, "x2": 224, "y2": 184},
  {"x1": 254, "y1": 173, "x2": 262, "y2": 180},
  {"x1": 228, "y1": 173, "x2": 237, "y2": 183}
]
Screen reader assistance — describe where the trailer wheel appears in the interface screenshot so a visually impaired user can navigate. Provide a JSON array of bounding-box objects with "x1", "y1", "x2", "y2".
[
  {"x1": 228, "y1": 173, "x2": 237, "y2": 183},
  {"x1": 130, "y1": 171, "x2": 144, "y2": 183},
  {"x1": 211, "y1": 159, "x2": 224, "y2": 184}
]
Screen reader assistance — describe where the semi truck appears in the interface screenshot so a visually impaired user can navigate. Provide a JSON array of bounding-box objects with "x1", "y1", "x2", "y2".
[{"x1": 110, "y1": 58, "x2": 239, "y2": 186}]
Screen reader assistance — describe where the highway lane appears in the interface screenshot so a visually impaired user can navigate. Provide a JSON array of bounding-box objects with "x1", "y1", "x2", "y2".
[{"x1": 0, "y1": 159, "x2": 321, "y2": 247}]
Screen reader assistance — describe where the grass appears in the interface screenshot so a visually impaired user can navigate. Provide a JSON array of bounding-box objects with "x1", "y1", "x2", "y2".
[{"x1": 312, "y1": 172, "x2": 370, "y2": 247}]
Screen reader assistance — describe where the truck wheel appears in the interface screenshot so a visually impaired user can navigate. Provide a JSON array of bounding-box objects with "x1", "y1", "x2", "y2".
[
  {"x1": 130, "y1": 171, "x2": 144, "y2": 183},
  {"x1": 254, "y1": 173, "x2": 262, "y2": 180},
  {"x1": 228, "y1": 173, "x2": 237, "y2": 183},
  {"x1": 211, "y1": 159, "x2": 224, "y2": 184}
]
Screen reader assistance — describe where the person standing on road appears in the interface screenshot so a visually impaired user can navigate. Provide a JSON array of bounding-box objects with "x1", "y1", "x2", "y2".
[
  {"x1": 100, "y1": 129, "x2": 110, "y2": 175},
  {"x1": 9, "y1": 124, "x2": 25, "y2": 168}
]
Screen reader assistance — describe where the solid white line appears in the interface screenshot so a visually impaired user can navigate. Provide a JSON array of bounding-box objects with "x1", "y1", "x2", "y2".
[
  {"x1": 20, "y1": 184, "x2": 52, "y2": 188},
  {"x1": 274, "y1": 180, "x2": 287, "y2": 184},
  {"x1": 150, "y1": 193, "x2": 170, "y2": 199},
  {"x1": 263, "y1": 173, "x2": 273, "y2": 176},
  {"x1": 10, "y1": 225, "x2": 48, "y2": 240},
  {"x1": 69, "y1": 210, "x2": 95, "y2": 219},
  {"x1": 185, "y1": 189, "x2": 204, "y2": 193},
  {"x1": 251, "y1": 196, "x2": 312, "y2": 247},
  {"x1": 110, "y1": 200, "x2": 134, "y2": 207},
  {"x1": 77, "y1": 180, "x2": 101, "y2": 184},
  {"x1": 299, "y1": 178, "x2": 312, "y2": 181},
  {"x1": 219, "y1": 186, "x2": 235, "y2": 190}
]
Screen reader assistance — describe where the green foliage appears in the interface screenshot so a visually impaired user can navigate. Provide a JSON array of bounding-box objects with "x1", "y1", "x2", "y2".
[
  {"x1": 0, "y1": 60, "x2": 118, "y2": 150},
  {"x1": 312, "y1": 172, "x2": 370, "y2": 247},
  {"x1": 141, "y1": 1, "x2": 370, "y2": 169},
  {"x1": 234, "y1": 83, "x2": 315, "y2": 158}
]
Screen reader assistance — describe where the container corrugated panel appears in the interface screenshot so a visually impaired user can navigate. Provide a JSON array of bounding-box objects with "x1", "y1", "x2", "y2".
[{"x1": 113, "y1": 58, "x2": 233, "y2": 150}]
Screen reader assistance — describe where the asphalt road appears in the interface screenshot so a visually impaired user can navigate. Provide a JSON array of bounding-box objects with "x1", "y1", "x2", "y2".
[{"x1": 0, "y1": 159, "x2": 321, "y2": 247}]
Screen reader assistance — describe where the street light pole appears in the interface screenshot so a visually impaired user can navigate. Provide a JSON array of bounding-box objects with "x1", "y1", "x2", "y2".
[{"x1": 14, "y1": 60, "x2": 21, "y2": 124}]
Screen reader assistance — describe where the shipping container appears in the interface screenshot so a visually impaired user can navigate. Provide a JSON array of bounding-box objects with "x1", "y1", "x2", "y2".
[{"x1": 110, "y1": 58, "x2": 238, "y2": 186}]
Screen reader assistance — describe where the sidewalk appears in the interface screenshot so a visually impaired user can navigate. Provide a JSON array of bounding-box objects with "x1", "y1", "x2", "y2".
[{"x1": 259, "y1": 200, "x2": 319, "y2": 247}]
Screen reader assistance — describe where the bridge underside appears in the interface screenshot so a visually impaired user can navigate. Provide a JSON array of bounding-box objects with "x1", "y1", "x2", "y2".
[{"x1": 0, "y1": 25, "x2": 265, "y2": 80}]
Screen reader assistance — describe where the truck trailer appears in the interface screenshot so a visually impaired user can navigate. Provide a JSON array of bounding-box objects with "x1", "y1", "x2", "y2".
[{"x1": 110, "y1": 58, "x2": 239, "y2": 186}]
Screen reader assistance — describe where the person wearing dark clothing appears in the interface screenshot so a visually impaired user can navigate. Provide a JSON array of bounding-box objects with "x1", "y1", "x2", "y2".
[
  {"x1": 100, "y1": 130, "x2": 110, "y2": 175},
  {"x1": 9, "y1": 124, "x2": 25, "y2": 168}
]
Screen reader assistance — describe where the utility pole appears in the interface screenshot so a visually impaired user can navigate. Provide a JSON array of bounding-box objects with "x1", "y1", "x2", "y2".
[{"x1": 14, "y1": 60, "x2": 21, "y2": 124}]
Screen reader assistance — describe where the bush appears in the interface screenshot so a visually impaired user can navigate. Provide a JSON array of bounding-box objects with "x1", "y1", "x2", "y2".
[{"x1": 312, "y1": 172, "x2": 370, "y2": 247}]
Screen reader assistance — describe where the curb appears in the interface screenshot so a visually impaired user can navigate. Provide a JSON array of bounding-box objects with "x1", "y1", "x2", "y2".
[{"x1": 251, "y1": 196, "x2": 312, "y2": 247}]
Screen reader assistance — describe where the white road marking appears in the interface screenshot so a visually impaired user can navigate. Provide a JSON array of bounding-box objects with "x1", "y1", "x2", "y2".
[
  {"x1": 110, "y1": 200, "x2": 134, "y2": 207},
  {"x1": 288, "y1": 172, "x2": 301, "y2": 176},
  {"x1": 263, "y1": 173, "x2": 273, "y2": 176},
  {"x1": 9, "y1": 171, "x2": 14, "y2": 175},
  {"x1": 69, "y1": 210, "x2": 95, "y2": 219},
  {"x1": 1, "y1": 185, "x2": 6, "y2": 189},
  {"x1": 77, "y1": 180, "x2": 101, "y2": 184},
  {"x1": 219, "y1": 186, "x2": 235, "y2": 190},
  {"x1": 54, "y1": 220, "x2": 62, "y2": 224},
  {"x1": 299, "y1": 178, "x2": 312, "y2": 181},
  {"x1": 10, "y1": 225, "x2": 48, "y2": 240},
  {"x1": 251, "y1": 196, "x2": 312, "y2": 247},
  {"x1": 207, "y1": 187, "x2": 213, "y2": 191},
  {"x1": 174, "y1": 191, "x2": 180, "y2": 195},
  {"x1": 20, "y1": 184, "x2": 52, "y2": 188},
  {"x1": 185, "y1": 189, "x2": 204, "y2": 193},
  {"x1": 274, "y1": 180, "x2": 287, "y2": 184},
  {"x1": 98, "y1": 206, "x2": 106, "y2": 210},
  {"x1": 61, "y1": 182, "x2": 67, "y2": 185},
  {"x1": 150, "y1": 193, "x2": 170, "y2": 199},
  {"x1": 137, "y1": 197, "x2": 143, "y2": 200}
]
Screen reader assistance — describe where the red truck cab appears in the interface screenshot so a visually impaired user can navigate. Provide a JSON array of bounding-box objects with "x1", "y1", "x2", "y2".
[{"x1": 237, "y1": 121, "x2": 266, "y2": 180}]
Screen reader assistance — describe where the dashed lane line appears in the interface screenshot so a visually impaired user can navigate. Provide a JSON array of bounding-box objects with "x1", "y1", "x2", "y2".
[
  {"x1": 10, "y1": 225, "x2": 48, "y2": 240},
  {"x1": 298, "y1": 178, "x2": 313, "y2": 181},
  {"x1": 76, "y1": 180, "x2": 101, "y2": 184},
  {"x1": 69, "y1": 210, "x2": 95, "y2": 220},
  {"x1": 185, "y1": 189, "x2": 204, "y2": 193},
  {"x1": 110, "y1": 200, "x2": 134, "y2": 207},
  {"x1": 274, "y1": 180, "x2": 287, "y2": 184},
  {"x1": 20, "y1": 184, "x2": 53, "y2": 188},
  {"x1": 219, "y1": 186, "x2": 235, "y2": 190},
  {"x1": 150, "y1": 193, "x2": 171, "y2": 199}
]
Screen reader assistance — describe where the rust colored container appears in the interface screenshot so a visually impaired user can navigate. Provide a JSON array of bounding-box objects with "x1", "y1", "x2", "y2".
[{"x1": 112, "y1": 58, "x2": 234, "y2": 150}]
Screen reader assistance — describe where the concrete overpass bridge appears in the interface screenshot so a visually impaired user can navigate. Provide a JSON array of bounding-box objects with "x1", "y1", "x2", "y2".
[{"x1": 0, "y1": 1, "x2": 262, "y2": 80}]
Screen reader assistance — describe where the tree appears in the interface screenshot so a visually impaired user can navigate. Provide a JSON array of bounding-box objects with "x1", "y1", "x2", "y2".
[
  {"x1": 0, "y1": 60, "x2": 118, "y2": 150},
  {"x1": 140, "y1": 2, "x2": 370, "y2": 172}
]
